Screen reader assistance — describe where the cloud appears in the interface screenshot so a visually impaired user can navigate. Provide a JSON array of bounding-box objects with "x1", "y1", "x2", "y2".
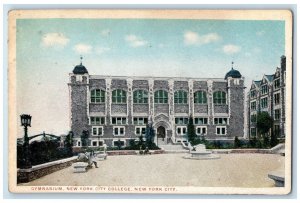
[
  {"x1": 101, "y1": 29, "x2": 111, "y2": 36},
  {"x1": 184, "y1": 31, "x2": 221, "y2": 46},
  {"x1": 73, "y1": 43, "x2": 92, "y2": 54},
  {"x1": 125, "y1": 34, "x2": 148, "y2": 47},
  {"x1": 95, "y1": 47, "x2": 111, "y2": 55},
  {"x1": 223, "y1": 44, "x2": 241, "y2": 55},
  {"x1": 41, "y1": 33, "x2": 69, "y2": 47},
  {"x1": 256, "y1": 30, "x2": 265, "y2": 36}
]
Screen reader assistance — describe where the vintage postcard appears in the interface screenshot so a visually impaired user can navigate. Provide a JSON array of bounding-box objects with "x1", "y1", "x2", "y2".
[{"x1": 8, "y1": 9, "x2": 292, "y2": 194}]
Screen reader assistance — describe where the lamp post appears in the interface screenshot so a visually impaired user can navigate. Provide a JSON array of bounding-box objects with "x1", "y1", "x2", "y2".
[{"x1": 20, "y1": 114, "x2": 32, "y2": 169}]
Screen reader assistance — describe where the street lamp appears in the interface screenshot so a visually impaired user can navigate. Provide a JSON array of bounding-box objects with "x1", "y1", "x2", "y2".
[{"x1": 20, "y1": 114, "x2": 32, "y2": 169}]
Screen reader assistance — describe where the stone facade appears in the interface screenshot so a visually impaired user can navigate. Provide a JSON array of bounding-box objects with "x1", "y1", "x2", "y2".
[
  {"x1": 69, "y1": 65, "x2": 245, "y2": 147},
  {"x1": 247, "y1": 56, "x2": 286, "y2": 139}
]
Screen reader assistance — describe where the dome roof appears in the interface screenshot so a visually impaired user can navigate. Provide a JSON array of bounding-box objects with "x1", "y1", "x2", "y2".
[
  {"x1": 224, "y1": 68, "x2": 242, "y2": 80},
  {"x1": 73, "y1": 63, "x2": 88, "y2": 74}
]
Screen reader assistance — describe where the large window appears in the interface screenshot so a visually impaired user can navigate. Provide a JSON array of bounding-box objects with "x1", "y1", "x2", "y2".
[
  {"x1": 250, "y1": 114, "x2": 257, "y2": 122},
  {"x1": 111, "y1": 117, "x2": 127, "y2": 125},
  {"x1": 154, "y1": 90, "x2": 168, "y2": 104},
  {"x1": 250, "y1": 128, "x2": 256, "y2": 137},
  {"x1": 261, "y1": 97, "x2": 268, "y2": 109},
  {"x1": 90, "y1": 117, "x2": 105, "y2": 125},
  {"x1": 176, "y1": 126, "x2": 187, "y2": 135},
  {"x1": 213, "y1": 91, "x2": 226, "y2": 104},
  {"x1": 214, "y1": 118, "x2": 228, "y2": 125},
  {"x1": 194, "y1": 91, "x2": 207, "y2": 104},
  {"x1": 274, "y1": 93, "x2": 280, "y2": 105},
  {"x1": 133, "y1": 117, "x2": 148, "y2": 125},
  {"x1": 250, "y1": 90, "x2": 256, "y2": 98},
  {"x1": 91, "y1": 89, "x2": 105, "y2": 103},
  {"x1": 175, "y1": 117, "x2": 189, "y2": 125},
  {"x1": 133, "y1": 90, "x2": 148, "y2": 104},
  {"x1": 112, "y1": 89, "x2": 126, "y2": 104},
  {"x1": 250, "y1": 101, "x2": 256, "y2": 110},
  {"x1": 194, "y1": 117, "x2": 208, "y2": 125},
  {"x1": 260, "y1": 85, "x2": 268, "y2": 95},
  {"x1": 174, "y1": 90, "x2": 188, "y2": 104}
]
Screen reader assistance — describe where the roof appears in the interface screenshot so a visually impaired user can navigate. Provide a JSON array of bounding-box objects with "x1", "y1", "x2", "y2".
[
  {"x1": 264, "y1": 74, "x2": 274, "y2": 82},
  {"x1": 73, "y1": 63, "x2": 88, "y2": 74},
  {"x1": 224, "y1": 68, "x2": 242, "y2": 80},
  {"x1": 254, "y1": 80, "x2": 261, "y2": 87}
]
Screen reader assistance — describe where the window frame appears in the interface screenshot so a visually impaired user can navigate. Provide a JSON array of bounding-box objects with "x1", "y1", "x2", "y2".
[
  {"x1": 91, "y1": 89, "x2": 105, "y2": 103},
  {"x1": 135, "y1": 126, "x2": 147, "y2": 136},
  {"x1": 196, "y1": 126, "x2": 207, "y2": 135},
  {"x1": 176, "y1": 126, "x2": 187, "y2": 135},
  {"x1": 92, "y1": 126, "x2": 103, "y2": 136},
  {"x1": 174, "y1": 90, "x2": 188, "y2": 104},
  {"x1": 175, "y1": 117, "x2": 189, "y2": 125},
  {"x1": 90, "y1": 117, "x2": 105, "y2": 125},
  {"x1": 250, "y1": 101, "x2": 256, "y2": 110},
  {"x1": 113, "y1": 126, "x2": 126, "y2": 136},
  {"x1": 216, "y1": 126, "x2": 227, "y2": 135},
  {"x1": 261, "y1": 97, "x2": 268, "y2": 109},
  {"x1": 274, "y1": 93, "x2": 280, "y2": 105},
  {"x1": 194, "y1": 117, "x2": 208, "y2": 125},
  {"x1": 133, "y1": 89, "x2": 148, "y2": 104},
  {"x1": 194, "y1": 91, "x2": 207, "y2": 104},
  {"x1": 111, "y1": 117, "x2": 127, "y2": 125},
  {"x1": 112, "y1": 89, "x2": 127, "y2": 104},
  {"x1": 214, "y1": 117, "x2": 228, "y2": 125},
  {"x1": 213, "y1": 91, "x2": 226, "y2": 105},
  {"x1": 154, "y1": 90, "x2": 168, "y2": 104}
]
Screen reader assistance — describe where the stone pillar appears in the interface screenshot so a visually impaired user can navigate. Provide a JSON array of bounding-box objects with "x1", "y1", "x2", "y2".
[
  {"x1": 105, "y1": 78, "x2": 112, "y2": 124},
  {"x1": 207, "y1": 80, "x2": 213, "y2": 124},
  {"x1": 168, "y1": 79, "x2": 174, "y2": 141},
  {"x1": 148, "y1": 79, "x2": 154, "y2": 117},
  {"x1": 188, "y1": 79, "x2": 194, "y2": 116},
  {"x1": 127, "y1": 78, "x2": 133, "y2": 125}
]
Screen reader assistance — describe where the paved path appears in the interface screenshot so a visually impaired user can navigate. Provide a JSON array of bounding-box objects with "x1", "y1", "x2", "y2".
[{"x1": 19, "y1": 153, "x2": 284, "y2": 187}]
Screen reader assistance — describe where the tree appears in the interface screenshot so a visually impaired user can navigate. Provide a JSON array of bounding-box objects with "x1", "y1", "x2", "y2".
[
  {"x1": 234, "y1": 136, "x2": 241, "y2": 148},
  {"x1": 81, "y1": 130, "x2": 89, "y2": 147},
  {"x1": 270, "y1": 127, "x2": 279, "y2": 147},
  {"x1": 65, "y1": 131, "x2": 74, "y2": 156},
  {"x1": 187, "y1": 115, "x2": 197, "y2": 145},
  {"x1": 145, "y1": 122, "x2": 155, "y2": 148},
  {"x1": 256, "y1": 112, "x2": 273, "y2": 137}
]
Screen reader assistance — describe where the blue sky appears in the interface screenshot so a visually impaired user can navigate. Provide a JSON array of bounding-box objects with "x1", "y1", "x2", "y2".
[{"x1": 16, "y1": 19, "x2": 285, "y2": 136}]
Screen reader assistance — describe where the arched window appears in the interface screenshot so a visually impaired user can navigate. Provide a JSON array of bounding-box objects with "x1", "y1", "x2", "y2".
[
  {"x1": 174, "y1": 90, "x2": 188, "y2": 104},
  {"x1": 112, "y1": 89, "x2": 126, "y2": 104},
  {"x1": 154, "y1": 90, "x2": 168, "y2": 104},
  {"x1": 194, "y1": 91, "x2": 207, "y2": 104},
  {"x1": 133, "y1": 90, "x2": 148, "y2": 104},
  {"x1": 213, "y1": 91, "x2": 226, "y2": 104},
  {"x1": 91, "y1": 89, "x2": 105, "y2": 103}
]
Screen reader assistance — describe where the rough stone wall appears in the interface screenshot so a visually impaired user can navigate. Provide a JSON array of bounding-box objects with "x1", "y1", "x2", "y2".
[
  {"x1": 154, "y1": 104, "x2": 169, "y2": 115},
  {"x1": 132, "y1": 80, "x2": 148, "y2": 89},
  {"x1": 174, "y1": 104, "x2": 189, "y2": 114},
  {"x1": 111, "y1": 79, "x2": 127, "y2": 89},
  {"x1": 111, "y1": 104, "x2": 127, "y2": 115},
  {"x1": 89, "y1": 79, "x2": 106, "y2": 89},
  {"x1": 194, "y1": 104, "x2": 208, "y2": 114},
  {"x1": 174, "y1": 81, "x2": 188, "y2": 90},
  {"x1": 89, "y1": 103, "x2": 105, "y2": 113},
  {"x1": 193, "y1": 81, "x2": 207, "y2": 89},
  {"x1": 214, "y1": 105, "x2": 228, "y2": 113},
  {"x1": 154, "y1": 80, "x2": 169, "y2": 89},
  {"x1": 133, "y1": 104, "x2": 149, "y2": 114},
  {"x1": 71, "y1": 84, "x2": 89, "y2": 137},
  {"x1": 227, "y1": 79, "x2": 244, "y2": 138}
]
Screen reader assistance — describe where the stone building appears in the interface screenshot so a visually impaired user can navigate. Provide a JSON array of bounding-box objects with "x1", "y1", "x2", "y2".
[
  {"x1": 68, "y1": 61, "x2": 245, "y2": 147},
  {"x1": 248, "y1": 56, "x2": 286, "y2": 139}
]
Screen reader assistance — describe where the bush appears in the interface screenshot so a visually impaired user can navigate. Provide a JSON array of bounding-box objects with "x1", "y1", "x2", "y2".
[{"x1": 234, "y1": 136, "x2": 241, "y2": 148}]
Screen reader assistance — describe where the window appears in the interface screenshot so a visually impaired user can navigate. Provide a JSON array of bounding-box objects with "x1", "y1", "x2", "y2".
[
  {"x1": 274, "y1": 79, "x2": 280, "y2": 89},
  {"x1": 92, "y1": 126, "x2": 103, "y2": 136},
  {"x1": 133, "y1": 90, "x2": 148, "y2": 104},
  {"x1": 214, "y1": 118, "x2": 228, "y2": 125},
  {"x1": 250, "y1": 114, "x2": 257, "y2": 122},
  {"x1": 77, "y1": 141, "x2": 81, "y2": 146},
  {"x1": 194, "y1": 91, "x2": 207, "y2": 104},
  {"x1": 175, "y1": 117, "x2": 189, "y2": 125},
  {"x1": 250, "y1": 90, "x2": 256, "y2": 98},
  {"x1": 174, "y1": 90, "x2": 188, "y2": 104},
  {"x1": 260, "y1": 85, "x2": 268, "y2": 95},
  {"x1": 92, "y1": 141, "x2": 103, "y2": 147},
  {"x1": 274, "y1": 125, "x2": 280, "y2": 137},
  {"x1": 274, "y1": 93, "x2": 280, "y2": 105},
  {"x1": 176, "y1": 126, "x2": 187, "y2": 135},
  {"x1": 250, "y1": 101, "x2": 256, "y2": 110},
  {"x1": 216, "y1": 126, "x2": 226, "y2": 135},
  {"x1": 261, "y1": 97, "x2": 268, "y2": 109},
  {"x1": 275, "y1": 109, "x2": 280, "y2": 120},
  {"x1": 196, "y1": 126, "x2": 207, "y2": 135},
  {"x1": 194, "y1": 117, "x2": 208, "y2": 125},
  {"x1": 90, "y1": 117, "x2": 105, "y2": 125},
  {"x1": 113, "y1": 127, "x2": 125, "y2": 136},
  {"x1": 213, "y1": 91, "x2": 226, "y2": 104},
  {"x1": 154, "y1": 90, "x2": 168, "y2": 104},
  {"x1": 112, "y1": 89, "x2": 126, "y2": 103},
  {"x1": 250, "y1": 128, "x2": 256, "y2": 137},
  {"x1": 111, "y1": 117, "x2": 127, "y2": 125},
  {"x1": 91, "y1": 89, "x2": 105, "y2": 103},
  {"x1": 135, "y1": 126, "x2": 146, "y2": 136},
  {"x1": 113, "y1": 140, "x2": 125, "y2": 147},
  {"x1": 133, "y1": 117, "x2": 148, "y2": 125}
]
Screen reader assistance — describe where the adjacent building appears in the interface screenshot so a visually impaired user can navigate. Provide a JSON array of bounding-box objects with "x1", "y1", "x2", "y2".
[
  {"x1": 68, "y1": 61, "x2": 245, "y2": 147},
  {"x1": 248, "y1": 55, "x2": 286, "y2": 139}
]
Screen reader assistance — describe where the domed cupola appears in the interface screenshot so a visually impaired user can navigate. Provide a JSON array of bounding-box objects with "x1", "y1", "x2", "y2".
[
  {"x1": 224, "y1": 62, "x2": 242, "y2": 79},
  {"x1": 72, "y1": 56, "x2": 88, "y2": 74}
]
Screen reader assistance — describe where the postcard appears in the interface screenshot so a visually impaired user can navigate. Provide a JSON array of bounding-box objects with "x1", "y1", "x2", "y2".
[{"x1": 8, "y1": 9, "x2": 292, "y2": 194}]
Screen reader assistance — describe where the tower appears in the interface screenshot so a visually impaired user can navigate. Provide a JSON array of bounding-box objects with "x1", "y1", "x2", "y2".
[
  {"x1": 68, "y1": 57, "x2": 90, "y2": 139},
  {"x1": 225, "y1": 62, "x2": 245, "y2": 138}
]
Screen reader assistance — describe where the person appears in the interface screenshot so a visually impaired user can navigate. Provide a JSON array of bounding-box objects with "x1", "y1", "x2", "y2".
[{"x1": 85, "y1": 151, "x2": 98, "y2": 168}]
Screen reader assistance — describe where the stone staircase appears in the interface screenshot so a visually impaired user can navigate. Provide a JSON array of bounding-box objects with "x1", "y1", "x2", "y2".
[{"x1": 159, "y1": 143, "x2": 189, "y2": 153}]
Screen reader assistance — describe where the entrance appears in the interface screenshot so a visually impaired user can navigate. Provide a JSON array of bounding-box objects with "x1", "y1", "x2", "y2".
[{"x1": 157, "y1": 126, "x2": 166, "y2": 145}]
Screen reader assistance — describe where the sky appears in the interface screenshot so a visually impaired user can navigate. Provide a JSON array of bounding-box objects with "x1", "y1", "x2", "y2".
[{"x1": 16, "y1": 19, "x2": 285, "y2": 137}]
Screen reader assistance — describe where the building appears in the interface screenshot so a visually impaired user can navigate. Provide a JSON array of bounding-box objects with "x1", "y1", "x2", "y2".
[
  {"x1": 248, "y1": 55, "x2": 286, "y2": 139},
  {"x1": 68, "y1": 60, "x2": 245, "y2": 147}
]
